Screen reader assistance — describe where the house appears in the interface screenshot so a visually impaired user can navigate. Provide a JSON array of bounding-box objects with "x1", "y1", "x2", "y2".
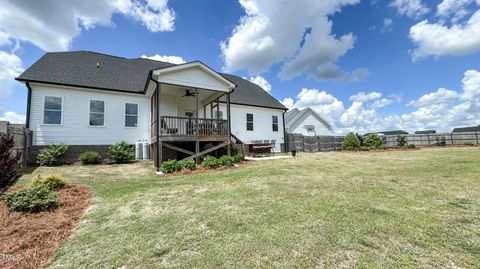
[
  {"x1": 368, "y1": 130, "x2": 409, "y2": 136},
  {"x1": 285, "y1": 107, "x2": 333, "y2": 136},
  {"x1": 415, "y1": 130, "x2": 436, "y2": 134},
  {"x1": 452, "y1": 125, "x2": 480, "y2": 133},
  {"x1": 15, "y1": 51, "x2": 287, "y2": 170}
]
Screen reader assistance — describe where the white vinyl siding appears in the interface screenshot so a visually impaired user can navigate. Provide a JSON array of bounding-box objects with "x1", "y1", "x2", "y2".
[
  {"x1": 30, "y1": 83, "x2": 150, "y2": 145},
  {"x1": 125, "y1": 103, "x2": 138, "y2": 127},
  {"x1": 89, "y1": 100, "x2": 105, "y2": 126},
  {"x1": 43, "y1": 96, "x2": 62, "y2": 125}
]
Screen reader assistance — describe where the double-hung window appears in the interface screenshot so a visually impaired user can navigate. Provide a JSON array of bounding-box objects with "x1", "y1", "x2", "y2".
[
  {"x1": 125, "y1": 103, "x2": 138, "y2": 127},
  {"x1": 272, "y1": 115, "x2": 279, "y2": 132},
  {"x1": 89, "y1": 100, "x2": 105, "y2": 126},
  {"x1": 44, "y1": 96, "x2": 62, "y2": 125},
  {"x1": 246, "y1": 113, "x2": 254, "y2": 131}
]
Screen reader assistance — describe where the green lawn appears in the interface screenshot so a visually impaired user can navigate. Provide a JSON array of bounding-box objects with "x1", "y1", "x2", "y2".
[{"x1": 21, "y1": 147, "x2": 480, "y2": 268}]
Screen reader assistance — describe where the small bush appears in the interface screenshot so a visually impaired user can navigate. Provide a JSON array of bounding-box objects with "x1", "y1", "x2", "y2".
[
  {"x1": 161, "y1": 160, "x2": 181, "y2": 174},
  {"x1": 1, "y1": 186, "x2": 61, "y2": 212},
  {"x1": 342, "y1": 133, "x2": 361, "y2": 150},
  {"x1": 31, "y1": 174, "x2": 69, "y2": 190},
  {"x1": 435, "y1": 136, "x2": 446, "y2": 146},
  {"x1": 79, "y1": 151, "x2": 101, "y2": 165},
  {"x1": 0, "y1": 134, "x2": 21, "y2": 191},
  {"x1": 464, "y1": 141, "x2": 474, "y2": 146},
  {"x1": 364, "y1": 134, "x2": 383, "y2": 149},
  {"x1": 179, "y1": 159, "x2": 196, "y2": 171},
  {"x1": 233, "y1": 154, "x2": 243, "y2": 163},
  {"x1": 108, "y1": 141, "x2": 134, "y2": 164},
  {"x1": 36, "y1": 144, "x2": 69, "y2": 166},
  {"x1": 201, "y1": 156, "x2": 220, "y2": 169},
  {"x1": 219, "y1": 155, "x2": 235, "y2": 166},
  {"x1": 396, "y1": 135, "x2": 407, "y2": 147},
  {"x1": 406, "y1": 144, "x2": 416, "y2": 149}
]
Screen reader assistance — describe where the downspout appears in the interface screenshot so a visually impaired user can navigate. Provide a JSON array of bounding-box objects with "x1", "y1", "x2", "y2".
[
  {"x1": 25, "y1": 82, "x2": 32, "y2": 129},
  {"x1": 282, "y1": 110, "x2": 287, "y2": 153}
]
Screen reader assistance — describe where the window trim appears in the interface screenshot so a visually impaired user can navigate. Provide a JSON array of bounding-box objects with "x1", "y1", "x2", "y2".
[
  {"x1": 89, "y1": 99, "x2": 106, "y2": 127},
  {"x1": 246, "y1": 113, "x2": 254, "y2": 131},
  {"x1": 42, "y1": 95, "x2": 63, "y2": 126},
  {"x1": 124, "y1": 102, "x2": 139, "y2": 128},
  {"x1": 272, "y1": 115, "x2": 279, "y2": 132}
]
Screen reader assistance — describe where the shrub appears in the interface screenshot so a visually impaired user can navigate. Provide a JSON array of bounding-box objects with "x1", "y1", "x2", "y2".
[
  {"x1": 161, "y1": 160, "x2": 181, "y2": 174},
  {"x1": 464, "y1": 141, "x2": 475, "y2": 146},
  {"x1": 0, "y1": 134, "x2": 21, "y2": 191},
  {"x1": 1, "y1": 186, "x2": 61, "y2": 212},
  {"x1": 364, "y1": 134, "x2": 383, "y2": 149},
  {"x1": 36, "y1": 144, "x2": 69, "y2": 166},
  {"x1": 79, "y1": 151, "x2": 102, "y2": 165},
  {"x1": 342, "y1": 133, "x2": 361, "y2": 150},
  {"x1": 406, "y1": 144, "x2": 416, "y2": 149},
  {"x1": 201, "y1": 156, "x2": 220, "y2": 169},
  {"x1": 219, "y1": 155, "x2": 235, "y2": 166},
  {"x1": 435, "y1": 136, "x2": 446, "y2": 146},
  {"x1": 179, "y1": 159, "x2": 196, "y2": 171},
  {"x1": 396, "y1": 135, "x2": 407, "y2": 147},
  {"x1": 233, "y1": 154, "x2": 243, "y2": 163},
  {"x1": 31, "y1": 174, "x2": 69, "y2": 190},
  {"x1": 108, "y1": 141, "x2": 134, "y2": 164}
]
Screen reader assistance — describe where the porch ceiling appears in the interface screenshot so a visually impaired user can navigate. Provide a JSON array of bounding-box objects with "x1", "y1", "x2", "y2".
[{"x1": 161, "y1": 84, "x2": 224, "y2": 103}]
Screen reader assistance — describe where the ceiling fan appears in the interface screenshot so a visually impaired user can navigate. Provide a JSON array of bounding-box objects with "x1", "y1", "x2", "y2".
[{"x1": 182, "y1": 89, "x2": 197, "y2": 97}]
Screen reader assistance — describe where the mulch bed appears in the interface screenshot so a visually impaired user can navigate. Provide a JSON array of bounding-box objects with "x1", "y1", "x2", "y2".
[{"x1": 0, "y1": 184, "x2": 91, "y2": 269}]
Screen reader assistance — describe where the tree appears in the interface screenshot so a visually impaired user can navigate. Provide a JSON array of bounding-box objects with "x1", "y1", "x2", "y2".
[{"x1": 0, "y1": 134, "x2": 21, "y2": 191}]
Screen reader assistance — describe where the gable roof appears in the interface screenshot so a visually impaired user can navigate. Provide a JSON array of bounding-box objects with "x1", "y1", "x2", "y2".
[
  {"x1": 452, "y1": 125, "x2": 480, "y2": 133},
  {"x1": 285, "y1": 107, "x2": 332, "y2": 131},
  {"x1": 371, "y1": 130, "x2": 409, "y2": 135},
  {"x1": 415, "y1": 130, "x2": 436, "y2": 134},
  {"x1": 16, "y1": 51, "x2": 287, "y2": 110}
]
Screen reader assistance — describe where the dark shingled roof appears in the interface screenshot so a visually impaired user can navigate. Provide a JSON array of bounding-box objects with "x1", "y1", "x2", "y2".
[
  {"x1": 365, "y1": 130, "x2": 409, "y2": 136},
  {"x1": 16, "y1": 51, "x2": 287, "y2": 110},
  {"x1": 452, "y1": 126, "x2": 480, "y2": 133},
  {"x1": 415, "y1": 130, "x2": 436, "y2": 134}
]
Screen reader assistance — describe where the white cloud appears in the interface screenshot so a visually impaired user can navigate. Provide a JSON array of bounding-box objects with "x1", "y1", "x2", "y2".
[
  {"x1": 0, "y1": 0, "x2": 175, "y2": 51},
  {"x1": 221, "y1": 0, "x2": 360, "y2": 81},
  {"x1": 281, "y1": 98, "x2": 294, "y2": 109},
  {"x1": 0, "y1": 50, "x2": 23, "y2": 99},
  {"x1": 0, "y1": 111, "x2": 25, "y2": 124},
  {"x1": 140, "y1": 54, "x2": 186, "y2": 64},
  {"x1": 248, "y1": 76, "x2": 272, "y2": 93},
  {"x1": 410, "y1": 4, "x2": 480, "y2": 61},
  {"x1": 437, "y1": 0, "x2": 477, "y2": 21},
  {"x1": 383, "y1": 18, "x2": 393, "y2": 31},
  {"x1": 283, "y1": 70, "x2": 480, "y2": 134},
  {"x1": 390, "y1": 0, "x2": 430, "y2": 18},
  {"x1": 349, "y1": 91, "x2": 382, "y2": 102}
]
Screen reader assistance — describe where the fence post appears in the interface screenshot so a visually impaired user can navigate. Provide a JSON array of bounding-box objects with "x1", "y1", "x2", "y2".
[
  {"x1": 451, "y1": 133, "x2": 454, "y2": 145},
  {"x1": 476, "y1": 132, "x2": 479, "y2": 145}
]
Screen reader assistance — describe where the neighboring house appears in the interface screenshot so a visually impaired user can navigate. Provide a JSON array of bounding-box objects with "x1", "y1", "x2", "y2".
[
  {"x1": 452, "y1": 125, "x2": 480, "y2": 133},
  {"x1": 368, "y1": 130, "x2": 409, "y2": 136},
  {"x1": 16, "y1": 51, "x2": 287, "y2": 169},
  {"x1": 415, "y1": 130, "x2": 436, "y2": 134},
  {"x1": 285, "y1": 107, "x2": 333, "y2": 136}
]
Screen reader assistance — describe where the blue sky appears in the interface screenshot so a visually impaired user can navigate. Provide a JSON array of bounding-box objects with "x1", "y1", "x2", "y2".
[{"x1": 1, "y1": 0, "x2": 479, "y2": 133}]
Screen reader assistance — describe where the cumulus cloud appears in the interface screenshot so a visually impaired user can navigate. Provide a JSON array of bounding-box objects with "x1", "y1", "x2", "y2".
[
  {"x1": 390, "y1": 0, "x2": 430, "y2": 18},
  {"x1": 0, "y1": 50, "x2": 23, "y2": 99},
  {"x1": 221, "y1": 0, "x2": 360, "y2": 81},
  {"x1": 410, "y1": 2, "x2": 480, "y2": 61},
  {"x1": 0, "y1": 0, "x2": 175, "y2": 51},
  {"x1": 248, "y1": 76, "x2": 272, "y2": 93},
  {"x1": 140, "y1": 54, "x2": 185, "y2": 64},
  {"x1": 281, "y1": 97, "x2": 294, "y2": 109},
  {"x1": 284, "y1": 70, "x2": 480, "y2": 134},
  {"x1": 0, "y1": 111, "x2": 26, "y2": 124},
  {"x1": 437, "y1": 0, "x2": 477, "y2": 21},
  {"x1": 349, "y1": 91, "x2": 382, "y2": 102}
]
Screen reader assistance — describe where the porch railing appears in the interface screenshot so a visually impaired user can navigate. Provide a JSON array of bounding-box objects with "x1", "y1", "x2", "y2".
[{"x1": 160, "y1": 116, "x2": 228, "y2": 136}]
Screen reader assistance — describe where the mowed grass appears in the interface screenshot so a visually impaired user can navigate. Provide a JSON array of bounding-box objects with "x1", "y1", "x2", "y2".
[{"x1": 20, "y1": 147, "x2": 480, "y2": 268}]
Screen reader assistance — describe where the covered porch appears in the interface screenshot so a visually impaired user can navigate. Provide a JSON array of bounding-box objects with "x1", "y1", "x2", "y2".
[{"x1": 148, "y1": 62, "x2": 237, "y2": 170}]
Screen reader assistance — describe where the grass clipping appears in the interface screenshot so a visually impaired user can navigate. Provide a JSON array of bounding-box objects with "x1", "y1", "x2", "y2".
[{"x1": 0, "y1": 184, "x2": 91, "y2": 269}]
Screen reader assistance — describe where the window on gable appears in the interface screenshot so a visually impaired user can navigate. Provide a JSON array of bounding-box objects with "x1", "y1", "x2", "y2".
[
  {"x1": 272, "y1": 115, "x2": 279, "y2": 132},
  {"x1": 43, "y1": 96, "x2": 62, "y2": 125},
  {"x1": 305, "y1": 125, "x2": 315, "y2": 133},
  {"x1": 246, "y1": 113, "x2": 254, "y2": 131},
  {"x1": 89, "y1": 100, "x2": 105, "y2": 126},
  {"x1": 125, "y1": 103, "x2": 138, "y2": 127}
]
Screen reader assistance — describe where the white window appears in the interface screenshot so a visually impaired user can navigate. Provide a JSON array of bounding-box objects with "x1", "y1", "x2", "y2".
[
  {"x1": 272, "y1": 115, "x2": 279, "y2": 132},
  {"x1": 305, "y1": 125, "x2": 315, "y2": 133},
  {"x1": 246, "y1": 113, "x2": 254, "y2": 131},
  {"x1": 43, "y1": 96, "x2": 62, "y2": 125},
  {"x1": 89, "y1": 100, "x2": 105, "y2": 126},
  {"x1": 125, "y1": 103, "x2": 138, "y2": 127}
]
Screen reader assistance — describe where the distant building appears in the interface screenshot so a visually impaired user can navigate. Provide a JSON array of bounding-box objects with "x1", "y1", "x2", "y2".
[
  {"x1": 415, "y1": 130, "x2": 436, "y2": 134},
  {"x1": 452, "y1": 125, "x2": 480, "y2": 133},
  {"x1": 366, "y1": 130, "x2": 409, "y2": 136},
  {"x1": 285, "y1": 107, "x2": 333, "y2": 136}
]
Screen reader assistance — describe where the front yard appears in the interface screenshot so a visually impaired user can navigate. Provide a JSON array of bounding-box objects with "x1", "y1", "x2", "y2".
[{"x1": 18, "y1": 148, "x2": 480, "y2": 268}]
